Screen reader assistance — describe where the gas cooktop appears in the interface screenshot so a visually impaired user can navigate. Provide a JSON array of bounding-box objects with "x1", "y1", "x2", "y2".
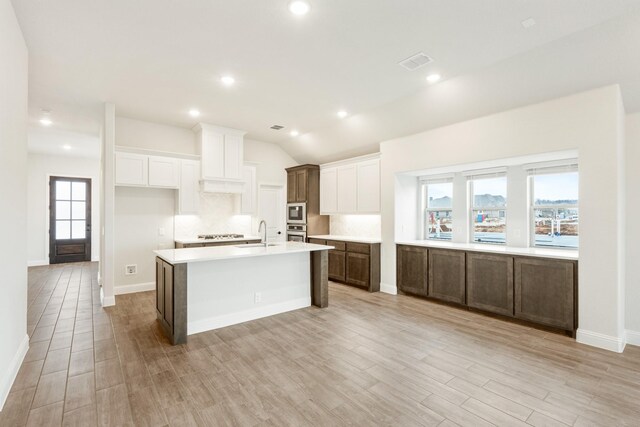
[{"x1": 197, "y1": 233, "x2": 244, "y2": 240}]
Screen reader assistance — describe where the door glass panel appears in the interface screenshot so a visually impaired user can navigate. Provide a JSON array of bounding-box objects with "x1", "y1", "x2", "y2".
[
  {"x1": 56, "y1": 201, "x2": 71, "y2": 220},
  {"x1": 56, "y1": 221, "x2": 71, "y2": 239},
  {"x1": 72, "y1": 182, "x2": 86, "y2": 201},
  {"x1": 72, "y1": 221, "x2": 86, "y2": 239},
  {"x1": 71, "y1": 201, "x2": 86, "y2": 220},
  {"x1": 56, "y1": 181, "x2": 71, "y2": 200}
]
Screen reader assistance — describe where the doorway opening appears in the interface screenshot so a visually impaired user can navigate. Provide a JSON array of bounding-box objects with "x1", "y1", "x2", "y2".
[{"x1": 49, "y1": 176, "x2": 92, "y2": 264}]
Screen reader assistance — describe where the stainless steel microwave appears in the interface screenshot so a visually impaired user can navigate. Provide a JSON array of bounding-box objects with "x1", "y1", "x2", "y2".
[{"x1": 286, "y1": 203, "x2": 306, "y2": 224}]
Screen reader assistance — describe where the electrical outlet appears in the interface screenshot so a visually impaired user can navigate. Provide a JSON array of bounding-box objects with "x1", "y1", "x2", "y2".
[
  {"x1": 158, "y1": 227, "x2": 165, "y2": 237},
  {"x1": 254, "y1": 292, "x2": 262, "y2": 304},
  {"x1": 125, "y1": 264, "x2": 137, "y2": 275}
]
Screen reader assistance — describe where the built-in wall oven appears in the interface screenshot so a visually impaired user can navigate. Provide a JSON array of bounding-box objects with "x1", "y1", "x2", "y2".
[
  {"x1": 286, "y1": 224, "x2": 306, "y2": 242},
  {"x1": 287, "y1": 203, "x2": 306, "y2": 224}
]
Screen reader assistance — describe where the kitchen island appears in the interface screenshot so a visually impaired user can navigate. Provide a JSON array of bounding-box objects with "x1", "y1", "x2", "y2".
[{"x1": 153, "y1": 242, "x2": 333, "y2": 344}]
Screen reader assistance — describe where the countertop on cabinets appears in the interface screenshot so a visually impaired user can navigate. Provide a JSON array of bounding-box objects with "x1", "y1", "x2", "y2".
[{"x1": 395, "y1": 240, "x2": 578, "y2": 260}]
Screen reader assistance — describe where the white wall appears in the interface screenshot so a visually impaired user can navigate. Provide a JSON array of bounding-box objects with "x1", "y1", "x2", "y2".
[
  {"x1": 0, "y1": 0, "x2": 29, "y2": 410},
  {"x1": 27, "y1": 153, "x2": 101, "y2": 265},
  {"x1": 625, "y1": 112, "x2": 640, "y2": 344},
  {"x1": 112, "y1": 118, "x2": 298, "y2": 293},
  {"x1": 116, "y1": 116, "x2": 197, "y2": 154},
  {"x1": 114, "y1": 187, "x2": 175, "y2": 292},
  {"x1": 380, "y1": 86, "x2": 626, "y2": 352}
]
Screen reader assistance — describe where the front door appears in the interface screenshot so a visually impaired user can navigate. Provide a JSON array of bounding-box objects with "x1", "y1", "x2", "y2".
[{"x1": 49, "y1": 176, "x2": 91, "y2": 264}]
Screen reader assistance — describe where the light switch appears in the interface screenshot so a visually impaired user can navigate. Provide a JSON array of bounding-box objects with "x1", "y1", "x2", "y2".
[{"x1": 158, "y1": 227, "x2": 165, "y2": 236}]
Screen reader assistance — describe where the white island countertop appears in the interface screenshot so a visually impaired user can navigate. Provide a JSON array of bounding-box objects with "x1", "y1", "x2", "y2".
[
  {"x1": 396, "y1": 240, "x2": 578, "y2": 260},
  {"x1": 308, "y1": 235, "x2": 382, "y2": 244},
  {"x1": 155, "y1": 241, "x2": 334, "y2": 264}
]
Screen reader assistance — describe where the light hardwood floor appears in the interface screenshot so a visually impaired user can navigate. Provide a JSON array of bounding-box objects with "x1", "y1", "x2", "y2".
[{"x1": 1, "y1": 262, "x2": 640, "y2": 426}]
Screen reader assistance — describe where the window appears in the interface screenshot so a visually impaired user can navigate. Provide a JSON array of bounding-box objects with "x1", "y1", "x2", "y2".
[
  {"x1": 530, "y1": 170, "x2": 578, "y2": 248},
  {"x1": 423, "y1": 180, "x2": 453, "y2": 240},
  {"x1": 470, "y1": 175, "x2": 507, "y2": 244}
]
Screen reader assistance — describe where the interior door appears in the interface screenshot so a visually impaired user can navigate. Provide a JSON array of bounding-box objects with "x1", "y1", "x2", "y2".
[
  {"x1": 259, "y1": 185, "x2": 285, "y2": 242},
  {"x1": 49, "y1": 176, "x2": 91, "y2": 264}
]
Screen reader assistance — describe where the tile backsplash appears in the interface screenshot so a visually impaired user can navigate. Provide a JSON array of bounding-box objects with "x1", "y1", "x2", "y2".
[
  {"x1": 174, "y1": 192, "x2": 253, "y2": 239},
  {"x1": 329, "y1": 214, "x2": 381, "y2": 238}
]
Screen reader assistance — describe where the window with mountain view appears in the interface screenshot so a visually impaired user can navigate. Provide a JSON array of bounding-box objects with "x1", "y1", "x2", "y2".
[
  {"x1": 531, "y1": 172, "x2": 578, "y2": 248},
  {"x1": 471, "y1": 176, "x2": 507, "y2": 244},
  {"x1": 425, "y1": 181, "x2": 453, "y2": 240}
]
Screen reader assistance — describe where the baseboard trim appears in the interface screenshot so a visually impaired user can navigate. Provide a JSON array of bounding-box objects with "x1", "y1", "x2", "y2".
[
  {"x1": 100, "y1": 287, "x2": 115, "y2": 307},
  {"x1": 27, "y1": 259, "x2": 48, "y2": 267},
  {"x1": 0, "y1": 334, "x2": 29, "y2": 411},
  {"x1": 576, "y1": 328, "x2": 626, "y2": 353},
  {"x1": 626, "y1": 329, "x2": 640, "y2": 347},
  {"x1": 114, "y1": 282, "x2": 155, "y2": 295},
  {"x1": 380, "y1": 282, "x2": 397, "y2": 295},
  {"x1": 188, "y1": 297, "x2": 311, "y2": 335}
]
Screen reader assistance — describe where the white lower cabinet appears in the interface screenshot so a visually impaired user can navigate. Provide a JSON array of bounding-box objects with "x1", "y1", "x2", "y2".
[
  {"x1": 179, "y1": 160, "x2": 200, "y2": 214},
  {"x1": 320, "y1": 155, "x2": 380, "y2": 214}
]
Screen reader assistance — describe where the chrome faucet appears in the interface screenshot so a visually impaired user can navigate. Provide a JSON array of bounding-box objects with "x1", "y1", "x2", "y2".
[{"x1": 258, "y1": 220, "x2": 267, "y2": 247}]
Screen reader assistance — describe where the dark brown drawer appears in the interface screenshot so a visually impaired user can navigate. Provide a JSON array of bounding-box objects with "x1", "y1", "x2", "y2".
[
  {"x1": 184, "y1": 243, "x2": 204, "y2": 248},
  {"x1": 346, "y1": 242, "x2": 370, "y2": 254},
  {"x1": 308, "y1": 238, "x2": 326, "y2": 245},
  {"x1": 326, "y1": 240, "x2": 346, "y2": 251}
]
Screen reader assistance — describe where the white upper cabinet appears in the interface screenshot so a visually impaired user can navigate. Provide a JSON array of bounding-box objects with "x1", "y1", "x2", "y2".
[
  {"x1": 320, "y1": 154, "x2": 380, "y2": 214},
  {"x1": 224, "y1": 134, "x2": 244, "y2": 180},
  {"x1": 199, "y1": 130, "x2": 225, "y2": 179},
  {"x1": 320, "y1": 168, "x2": 338, "y2": 214},
  {"x1": 356, "y1": 159, "x2": 380, "y2": 213},
  {"x1": 179, "y1": 160, "x2": 200, "y2": 214},
  {"x1": 194, "y1": 124, "x2": 246, "y2": 192},
  {"x1": 148, "y1": 155, "x2": 180, "y2": 188},
  {"x1": 115, "y1": 152, "x2": 148, "y2": 186},
  {"x1": 337, "y1": 165, "x2": 358, "y2": 213},
  {"x1": 240, "y1": 164, "x2": 256, "y2": 215}
]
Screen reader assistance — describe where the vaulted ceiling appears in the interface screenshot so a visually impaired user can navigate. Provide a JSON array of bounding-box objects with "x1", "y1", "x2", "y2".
[{"x1": 12, "y1": 0, "x2": 640, "y2": 162}]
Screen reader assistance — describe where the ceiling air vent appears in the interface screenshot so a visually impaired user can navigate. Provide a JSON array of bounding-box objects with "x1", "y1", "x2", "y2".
[
  {"x1": 270, "y1": 125, "x2": 284, "y2": 130},
  {"x1": 398, "y1": 52, "x2": 433, "y2": 71}
]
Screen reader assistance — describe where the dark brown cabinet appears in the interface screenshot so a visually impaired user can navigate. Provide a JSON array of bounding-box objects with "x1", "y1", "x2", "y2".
[
  {"x1": 428, "y1": 249, "x2": 466, "y2": 305},
  {"x1": 286, "y1": 167, "x2": 310, "y2": 203},
  {"x1": 309, "y1": 238, "x2": 380, "y2": 292},
  {"x1": 514, "y1": 257, "x2": 576, "y2": 331},
  {"x1": 395, "y1": 244, "x2": 577, "y2": 335},
  {"x1": 346, "y1": 252, "x2": 370, "y2": 288},
  {"x1": 155, "y1": 257, "x2": 187, "y2": 345},
  {"x1": 396, "y1": 245, "x2": 428, "y2": 297},
  {"x1": 328, "y1": 250, "x2": 346, "y2": 282},
  {"x1": 467, "y1": 252, "x2": 514, "y2": 317}
]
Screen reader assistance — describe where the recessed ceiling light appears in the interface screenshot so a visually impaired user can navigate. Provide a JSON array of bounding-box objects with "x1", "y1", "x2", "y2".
[
  {"x1": 63, "y1": 144, "x2": 71, "y2": 150},
  {"x1": 426, "y1": 74, "x2": 441, "y2": 84},
  {"x1": 189, "y1": 109, "x2": 200, "y2": 117},
  {"x1": 337, "y1": 110, "x2": 348, "y2": 119},
  {"x1": 290, "y1": 130, "x2": 299, "y2": 137},
  {"x1": 40, "y1": 118, "x2": 52, "y2": 126},
  {"x1": 220, "y1": 75, "x2": 235, "y2": 86},
  {"x1": 289, "y1": 1, "x2": 311, "y2": 16},
  {"x1": 521, "y1": 18, "x2": 536, "y2": 29}
]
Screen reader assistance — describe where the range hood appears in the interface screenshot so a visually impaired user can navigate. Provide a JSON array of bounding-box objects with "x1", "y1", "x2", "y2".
[{"x1": 193, "y1": 123, "x2": 247, "y2": 194}]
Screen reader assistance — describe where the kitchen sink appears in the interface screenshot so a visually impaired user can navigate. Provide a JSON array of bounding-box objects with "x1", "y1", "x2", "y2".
[{"x1": 235, "y1": 243, "x2": 280, "y2": 248}]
